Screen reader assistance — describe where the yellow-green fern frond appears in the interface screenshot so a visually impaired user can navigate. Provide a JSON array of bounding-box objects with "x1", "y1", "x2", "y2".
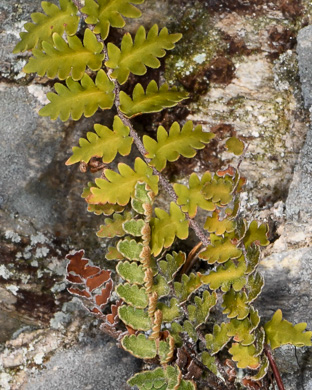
[
  {"x1": 13, "y1": 0, "x2": 79, "y2": 53},
  {"x1": 87, "y1": 158, "x2": 159, "y2": 206},
  {"x1": 82, "y1": 0, "x2": 144, "y2": 40},
  {"x1": 151, "y1": 202, "x2": 189, "y2": 256},
  {"x1": 174, "y1": 172, "x2": 216, "y2": 218},
  {"x1": 39, "y1": 70, "x2": 115, "y2": 121},
  {"x1": 120, "y1": 80, "x2": 188, "y2": 118},
  {"x1": 105, "y1": 24, "x2": 181, "y2": 84},
  {"x1": 24, "y1": 29, "x2": 104, "y2": 81},
  {"x1": 143, "y1": 121, "x2": 214, "y2": 171},
  {"x1": 66, "y1": 116, "x2": 133, "y2": 165}
]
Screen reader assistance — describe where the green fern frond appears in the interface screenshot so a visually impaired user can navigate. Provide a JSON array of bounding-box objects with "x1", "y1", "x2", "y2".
[
  {"x1": 87, "y1": 158, "x2": 159, "y2": 206},
  {"x1": 187, "y1": 290, "x2": 217, "y2": 328},
  {"x1": 222, "y1": 289, "x2": 249, "y2": 320},
  {"x1": 199, "y1": 234, "x2": 242, "y2": 264},
  {"x1": 201, "y1": 175, "x2": 234, "y2": 205},
  {"x1": 128, "y1": 365, "x2": 182, "y2": 390},
  {"x1": 229, "y1": 343, "x2": 260, "y2": 369},
  {"x1": 206, "y1": 323, "x2": 231, "y2": 354},
  {"x1": 152, "y1": 274, "x2": 170, "y2": 297},
  {"x1": 106, "y1": 24, "x2": 181, "y2": 84},
  {"x1": 120, "y1": 80, "x2": 188, "y2": 118},
  {"x1": 151, "y1": 202, "x2": 189, "y2": 256},
  {"x1": 204, "y1": 210, "x2": 235, "y2": 235},
  {"x1": 174, "y1": 273, "x2": 202, "y2": 304},
  {"x1": 23, "y1": 29, "x2": 104, "y2": 80},
  {"x1": 121, "y1": 334, "x2": 157, "y2": 359},
  {"x1": 143, "y1": 121, "x2": 214, "y2": 171},
  {"x1": 200, "y1": 256, "x2": 247, "y2": 292},
  {"x1": 116, "y1": 261, "x2": 145, "y2": 284},
  {"x1": 116, "y1": 283, "x2": 148, "y2": 308},
  {"x1": 13, "y1": 0, "x2": 79, "y2": 53},
  {"x1": 117, "y1": 237, "x2": 144, "y2": 261},
  {"x1": 118, "y1": 305, "x2": 151, "y2": 330},
  {"x1": 66, "y1": 116, "x2": 133, "y2": 165},
  {"x1": 82, "y1": 182, "x2": 124, "y2": 215},
  {"x1": 244, "y1": 220, "x2": 270, "y2": 248},
  {"x1": 264, "y1": 309, "x2": 312, "y2": 349},
  {"x1": 174, "y1": 172, "x2": 216, "y2": 218},
  {"x1": 227, "y1": 308, "x2": 260, "y2": 346},
  {"x1": 82, "y1": 0, "x2": 144, "y2": 40},
  {"x1": 39, "y1": 70, "x2": 115, "y2": 121},
  {"x1": 96, "y1": 211, "x2": 132, "y2": 238},
  {"x1": 157, "y1": 298, "x2": 182, "y2": 322},
  {"x1": 158, "y1": 251, "x2": 186, "y2": 283}
]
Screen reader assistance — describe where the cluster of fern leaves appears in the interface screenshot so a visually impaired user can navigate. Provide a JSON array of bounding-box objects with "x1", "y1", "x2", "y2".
[{"x1": 14, "y1": 1, "x2": 312, "y2": 389}]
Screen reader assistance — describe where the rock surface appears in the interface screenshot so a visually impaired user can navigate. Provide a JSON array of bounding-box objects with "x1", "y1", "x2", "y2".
[{"x1": 1, "y1": 0, "x2": 312, "y2": 389}]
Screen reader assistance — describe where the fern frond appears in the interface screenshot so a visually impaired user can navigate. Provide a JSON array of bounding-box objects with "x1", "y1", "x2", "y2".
[
  {"x1": 199, "y1": 234, "x2": 242, "y2": 264},
  {"x1": 151, "y1": 202, "x2": 189, "y2": 256},
  {"x1": 116, "y1": 261, "x2": 145, "y2": 284},
  {"x1": 106, "y1": 25, "x2": 181, "y2": 84},
  {"x1": 206, "y1": 323, "x2": 231, "y2": 354},
  {"x1": 82, "y1": 0, "x2": 144, "y2": 40},
  {"x1": 227, "y1": 308, "x2": 260, "y2": 346},
  {"x1": 143, "y1": 121, "x2": 214, "y2": 171},
  {"x1": 157, "y1": 298, "x2": 182, "y2": 322},
  {"x1": 39, "y1": 70, "x2": 115, "y2": 121},
  {"x1": 96, "y1": 211, "x2": 132, "y2": 238},
  {"x1": 158, "y1": 251, "x2": 186, "y2": 283},
  {"x1": 82, "y1": 182, "x2": 124, "y2": 215},
  {"x1": 13, "y1": 0, "x2": 79, "y2": 53},
  {"x1": 244, "y1": 220, "x2": 270, "y2": 248},
  {"x1": 222, "y1": 289, "x2": 249, "y2": 320},
  {"x1": 118, "y1": 305, "x2": 151, "y2": 330},
  {"x1": 200, "y1": 256, "x2": 247, "y2": 292},
  {"x1": 187, "y1": 290, "x2": 217, "y2": 329},
  {"x1": 174, "y1": 273, "x2": 202, "y2": 304},
  {"x1": 264, "y1": 309, "x2": 312, "y2": 349},
  {"x1": 174, "y1": 172, "x2": 216, "y2": 218},
  {"x1": 120, "y1": 80, "x2": 188, "y2": 118},
  {"x1": 24, "y1": 29, "x2": 104, "y2": 81},
  {"x1": 87, "y1": 158, "x2": 158, "y2": 206},
  {"x1": 66, "y1": 116, "x2": 133, "y2": 165},
  {"x1": 204, "y1": 210, "x2": 235, "y2": 235},
  {"x1": 116, "y1": 283, "x2": 148, "y2": 308},
  {"x1": 229, "y1": 343, "x2": 260, "y2": 369},
  {"x1": 128, "y1": 365, "x2": 182, "y2": 390},
  {"x1": 121, "y1": 334, "x2": 157, "y2": 359},
  {"x1": 202, "y1": 175, "x2": 234, "y2": 205}
]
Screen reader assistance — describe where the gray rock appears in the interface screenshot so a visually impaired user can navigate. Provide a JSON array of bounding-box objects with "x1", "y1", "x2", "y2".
[
  {"x1": 285, "y1": 128, "x2": 312, "y2": 222},
  {"x1": 259, "y1": 248, "x2": 312, "y2": 389},
  {"x1": 23, "y1": 334, "x2": 141, "y2": 390},
  {"x1": 297, "y1": 25, "x2": 312, "y2": 109}
]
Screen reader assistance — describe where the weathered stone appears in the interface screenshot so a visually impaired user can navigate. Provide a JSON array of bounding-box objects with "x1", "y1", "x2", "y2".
[
  {"x1": 297, "y1": 25, "x2": 312, "y2": 108},
  {"x1": 23, "y1": 335, "x2": 141, "y2": 390}
]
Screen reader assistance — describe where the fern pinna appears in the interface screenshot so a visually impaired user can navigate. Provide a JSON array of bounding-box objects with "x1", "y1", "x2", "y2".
[{"x1": 14, "y1": 1, "x2": 312, "y2": 389}]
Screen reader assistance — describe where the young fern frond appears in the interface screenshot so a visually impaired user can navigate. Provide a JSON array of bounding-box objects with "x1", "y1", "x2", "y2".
[
  {"x1": 105, "y1": 24, "x2": 182, "y2": 84},
  {"x1": 23, "y1": 29, "x2": 104, "y2": 81}
]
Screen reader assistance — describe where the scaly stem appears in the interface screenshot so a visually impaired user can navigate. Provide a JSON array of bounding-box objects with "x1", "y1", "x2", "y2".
[
  {"x1": 72, "y1": 0, "x2": 209, "y2": 247},
  {"x1": 264, "y1": 344, "x2": 285, "y2": 390}
]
